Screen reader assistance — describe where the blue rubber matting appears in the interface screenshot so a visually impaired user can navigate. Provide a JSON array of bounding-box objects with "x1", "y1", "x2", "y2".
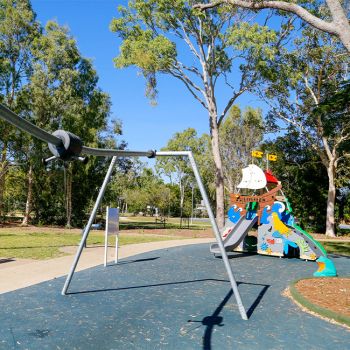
[{"x1": 0, "y1": 243, "x2": 349, "y2": 349}]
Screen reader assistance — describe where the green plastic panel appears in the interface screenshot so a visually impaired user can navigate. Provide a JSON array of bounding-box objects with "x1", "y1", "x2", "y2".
[{"x1": 292, "y1": 224, "x2": 328, "y2": 257}]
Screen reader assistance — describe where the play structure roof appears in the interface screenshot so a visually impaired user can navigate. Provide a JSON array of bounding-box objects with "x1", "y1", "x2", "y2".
[
  {"x1": 237, "y1": 164, "x2": 267, "y2": 190},
  {"x1": 264, "y1": 169, "x2": 279, "y2": 184}
]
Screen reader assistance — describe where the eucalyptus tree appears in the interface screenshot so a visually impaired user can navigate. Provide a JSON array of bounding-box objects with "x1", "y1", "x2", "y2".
[
  {"x1": 220, "y1": 105, "x2": 264, "y2": 192},
  {"x1": 195, "y1": 0, "x2": 350, "y2": 52},
  {"x1": 259, "y1": 27, "x2": 349, "y2": 237},
  {"x1": 0, "y1": 0, "x2": 40, "y2": 219},
  {"x1": 110, "y1": 0, "x2": 281, "y2": 227},
  {"x1": 22, "y1": 21, "x2": 112, "y2": 227}
]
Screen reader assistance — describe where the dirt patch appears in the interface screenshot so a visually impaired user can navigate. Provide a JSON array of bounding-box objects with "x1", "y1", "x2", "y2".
[{"x1": 294, "y1": 278, "x2": 350, "y2": 317}]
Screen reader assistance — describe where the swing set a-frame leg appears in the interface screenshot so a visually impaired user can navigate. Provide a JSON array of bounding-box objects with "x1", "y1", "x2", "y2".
[{"x1": 61, "y1": 156, "x2": 117, "y2": 295}]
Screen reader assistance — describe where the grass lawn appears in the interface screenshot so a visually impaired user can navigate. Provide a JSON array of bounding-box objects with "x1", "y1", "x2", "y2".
[
  {"x1": 119, "y1": 216, "x2": 211, "y2": 230},
  {"x1": 1, "y1": 223, "x2": 349, "y2": 261},
  {"x1": 0, "y1": 229, "x2": 189, "y2": 260},
  {"x1": 323, "y1": 241, "x2": 350, "y2": 257}
]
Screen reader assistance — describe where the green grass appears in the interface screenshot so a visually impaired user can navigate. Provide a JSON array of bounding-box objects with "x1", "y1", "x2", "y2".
[
  {"x1": 119, "y1": 216, "x2": 211, "y2": 229},
  {"x1": 0, "y1": 230, "x2": 187, "y2": 260},
  {"x1": 323, "y1": 242, "x2": 350, "y2": 256}
]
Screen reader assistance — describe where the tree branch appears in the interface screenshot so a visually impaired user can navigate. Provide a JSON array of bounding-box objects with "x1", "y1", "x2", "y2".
[
  {"x1": 169, "y1": 66, "x2": 208, "y2": 110},
  {"x1": 194, "y1": 1, "x2": 338, "y2": 35}
]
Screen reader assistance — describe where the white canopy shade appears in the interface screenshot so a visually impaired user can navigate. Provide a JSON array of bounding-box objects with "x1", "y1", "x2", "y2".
[{"x1": 237, "y1": 164, "x2": 267, "y2": 190}]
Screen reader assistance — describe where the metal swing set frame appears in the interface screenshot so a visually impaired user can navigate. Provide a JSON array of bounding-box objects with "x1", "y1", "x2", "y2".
[{"x1": 0, "y1": 103, "x2": 248, "y2": 320}]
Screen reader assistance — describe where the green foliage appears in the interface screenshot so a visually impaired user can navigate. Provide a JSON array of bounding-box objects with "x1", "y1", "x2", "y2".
[
  {"x1": 156, "y1": 128, "x2": 213, "y2": 216},
  {"x1": 0, "y1": 4, "x2": 127, "y2": 227},
  {"x1": 260, "y1": 18, "x2": 350, "y2": 235},
  {"x1": 110, "y1": 0, "x2": 280, "y2": 105},
  {"x1": 220, "y1": 105, "x2": 264, "y2": 192},
  {"x1": 262, "y1": 132, "x2": 328, "y2": 232}
]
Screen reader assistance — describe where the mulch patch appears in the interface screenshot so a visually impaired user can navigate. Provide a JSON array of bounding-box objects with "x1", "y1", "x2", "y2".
[{"x1": 294, "y1": 278, "x2": 350, "y2": 318}]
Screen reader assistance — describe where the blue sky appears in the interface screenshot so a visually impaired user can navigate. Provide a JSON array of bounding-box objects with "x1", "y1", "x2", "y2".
[{"x1": 31, "y1": 0, "x2": 266, "y2": 151}]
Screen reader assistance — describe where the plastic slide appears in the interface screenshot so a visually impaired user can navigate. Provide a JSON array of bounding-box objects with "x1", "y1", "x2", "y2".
[
  {"x1": 290, "y1": 224, "x2": 337, "y2": 277},
  {"x1": 210, "y1": 216, "x2": 258, "y2": 254},
  {"x1": 291, "y1": 224, "x2": 327, "y2": 257}
]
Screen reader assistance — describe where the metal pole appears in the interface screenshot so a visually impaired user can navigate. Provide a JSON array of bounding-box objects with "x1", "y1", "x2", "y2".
[
  {"x1": 266, "y1": 153, "x2": 269, "y2": 170},
  {"x1": 156, "y1": 151, "x2": 248, "y2": 320},
  {"x1": 190, "y1": 184, "x2": 194, "y2": 225},
  {"x1": 104, "y1": 206, "x2": 109, "y2": 267},
  {"x1": 61, "y1": 156, "x2": 117, "y2": 295}
]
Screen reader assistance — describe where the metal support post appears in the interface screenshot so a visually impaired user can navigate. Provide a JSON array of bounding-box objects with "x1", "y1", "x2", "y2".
[
  {"x1": 156, "y1": 151, "x2": 248, "y2": 320},
  {"x1": 61, "y1": 156, "x2": 117, "y2": 295}
]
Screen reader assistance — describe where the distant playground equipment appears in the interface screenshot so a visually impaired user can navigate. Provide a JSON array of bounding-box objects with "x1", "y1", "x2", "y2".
[{"x1": 210, "y1": 151, "x2": 337, "y2": 278}]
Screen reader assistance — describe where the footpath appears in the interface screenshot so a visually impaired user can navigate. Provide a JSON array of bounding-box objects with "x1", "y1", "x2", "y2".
[{"x1": 0, "y1": 238, "x2": 214, "y2": 294}]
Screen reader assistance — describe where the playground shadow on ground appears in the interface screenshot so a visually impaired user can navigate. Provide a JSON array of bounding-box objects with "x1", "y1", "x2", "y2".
[
  {"x1": 186, "y1": 282, "x2": 269, "y2": 350},
  {"x1": 105, "y1": 257, "x2": 160, "y2": 266},
  {"x1": 67, "y1": 275, "x2": 270, "y2": 350}
]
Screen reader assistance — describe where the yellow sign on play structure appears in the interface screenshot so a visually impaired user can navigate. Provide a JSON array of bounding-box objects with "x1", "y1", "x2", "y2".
[
  {"x1": 268, "y1": 154, "x2": 277, "y2": 161},
  {"x1": 252, "y1": 150, "x2": 263, "y2": 158}
]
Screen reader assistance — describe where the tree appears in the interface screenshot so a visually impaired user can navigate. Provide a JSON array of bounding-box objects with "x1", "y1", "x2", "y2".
[
  {"x1": 195, "y1": 0, "x2": 350, "y2": 52},
  {"x1": 110, "y1": 0, "x2": 282, "y2": 227},
  {"x1": 0, "y1": 0, "x2": 40, "y2": 220},
  {"x1": 262, "y1": 132, "x2": 329, "y2": 232},
  {"x1": 120, "y1": 166, "x2": 170, "y2": 216},
  {"x1": 260, "y1": 28, "x2": 349, "y2": 236},
  {"x1": 220, "y1": 105, "x2": 264, "y2": 192},
  {"x1": 20, "y1": 21, "x2": 112, "y2": 227},
  {"x1": 156, "y1": 128, "x2": 210, "y2": 220}
]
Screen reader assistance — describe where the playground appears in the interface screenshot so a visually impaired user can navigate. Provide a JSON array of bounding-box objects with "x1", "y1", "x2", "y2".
[
  {"x1": 1, "y1": 0, "x2": 350, "y2": 348},
  {"x1": 0, "y1": 242, "x2": 349, "y2": 349}
]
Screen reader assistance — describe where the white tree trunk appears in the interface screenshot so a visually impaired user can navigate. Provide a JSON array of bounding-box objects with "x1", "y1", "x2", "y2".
[
  {"x1": 325, "y1": 161, "x2": 336, "y2": 237},
  {"x1": 179, "y1": 176, "x2": 185, "y2": 222},
  {"x1": 210, "y1": 114, "x2": 225, "y2": 228},
  {"x1": 21, "y1": 165, "x2": 33, "y2": 226},
  {"x1": 326, "y1": 0, "x2": 350, "y2": 52}
]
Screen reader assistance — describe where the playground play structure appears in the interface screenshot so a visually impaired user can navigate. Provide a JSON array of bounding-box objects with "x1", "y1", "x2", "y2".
[
  {"x1": 210, "y1": 162, "x2": 337, "y2": 278},
  {"x1": 0, "y1": 103, "x2": 337, "y2": 322}
]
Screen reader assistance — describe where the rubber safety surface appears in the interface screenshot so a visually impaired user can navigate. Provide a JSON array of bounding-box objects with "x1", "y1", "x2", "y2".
[{"x1": 0, "y1": 244, "x2": 349, "y2": 349}]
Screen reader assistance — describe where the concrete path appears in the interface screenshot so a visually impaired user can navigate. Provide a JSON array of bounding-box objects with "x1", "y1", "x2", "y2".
[
  {"x1": 0, "y1": 238, "x2": 214, "y2": 294},
  {"x1": 0, "y1": 243, "x2": 349, "y2": 349}
]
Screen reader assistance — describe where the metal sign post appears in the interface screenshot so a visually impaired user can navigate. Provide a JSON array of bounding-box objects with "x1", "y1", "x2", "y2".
[{"x1": 104, "y1": 207, "x2": 119, "y2": 266}]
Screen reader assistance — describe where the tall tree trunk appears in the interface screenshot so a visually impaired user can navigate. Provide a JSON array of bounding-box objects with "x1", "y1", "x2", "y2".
[
  {"x1": 210, "y1": 113, "x2": 225, "y2": 228},
  {"x1": 325, "y1": 161, "x2": 336, "y2": 237},
  {"x1": 21, "y1": 164, "x2": 33, "y2": 226},
  {"x1": 0, "y1": 142, "x2": 8, "y2": 221},
  {"x1": 65, "y1": 164, "x2": 72, "y2": 228}
]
